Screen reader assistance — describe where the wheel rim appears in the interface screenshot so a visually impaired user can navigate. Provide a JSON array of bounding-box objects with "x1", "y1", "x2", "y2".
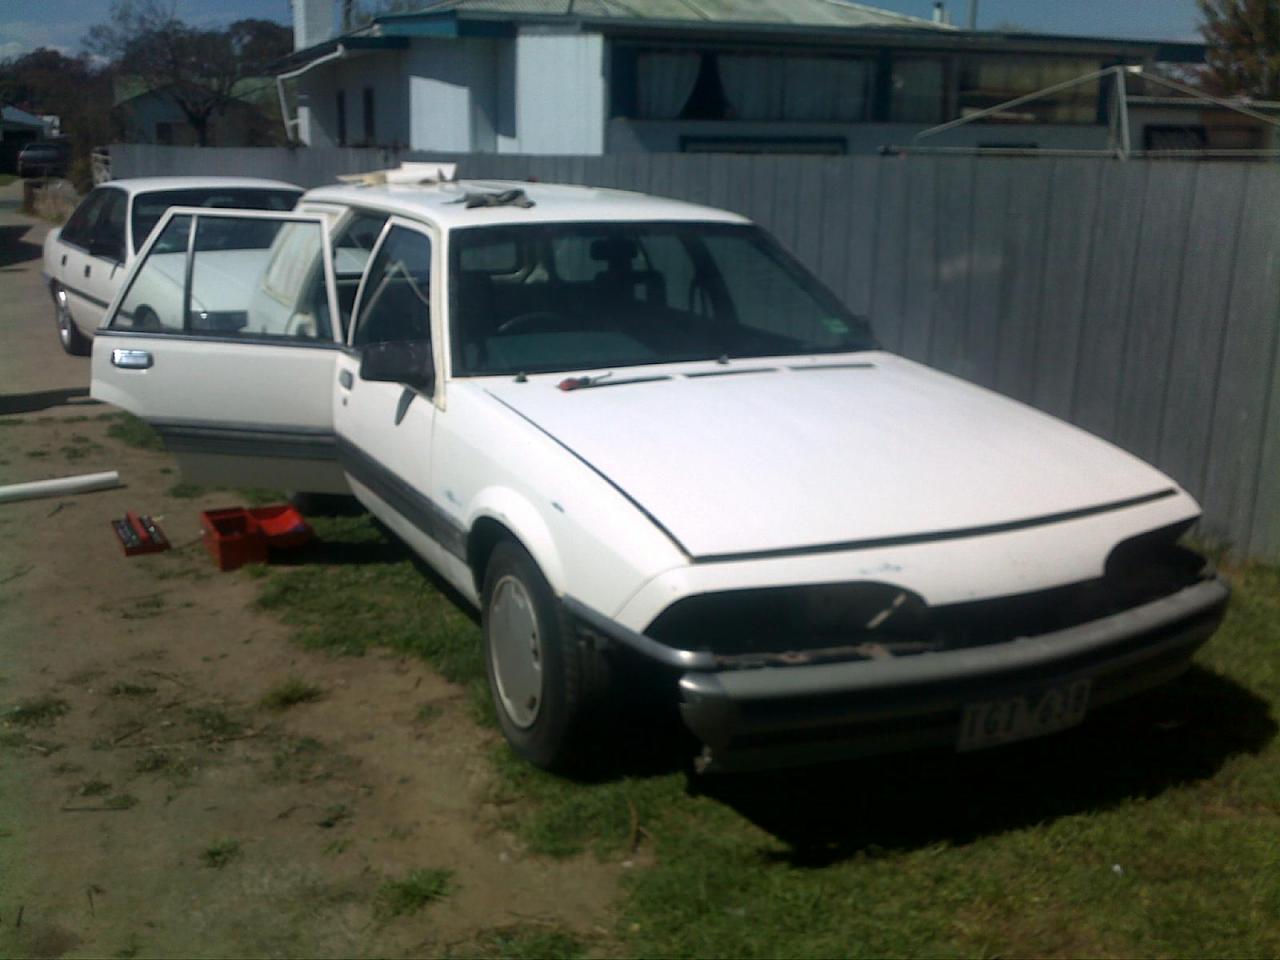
[
  {"x1": 55, "y1": 290, "x2": 72, "y2": 347},
  {"x1": 488, "y1": 575, "x2": 543, "y2": 729}
]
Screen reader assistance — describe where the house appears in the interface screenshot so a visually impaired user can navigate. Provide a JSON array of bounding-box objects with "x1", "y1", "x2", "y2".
[
  {"x1": 0, "y1": 104, "x2": 49, "y2": 171},
  {"x1": 277, "y1": 0, "x2": 1205, "y2": 157},
  {"x1": 114, "y1": 77, "x2": 285, "y2": 147}
]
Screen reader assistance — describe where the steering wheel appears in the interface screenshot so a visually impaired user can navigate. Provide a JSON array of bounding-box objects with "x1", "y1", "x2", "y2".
[{"x1": 496, "y1": 310, "x2": 571, "y2": 335}]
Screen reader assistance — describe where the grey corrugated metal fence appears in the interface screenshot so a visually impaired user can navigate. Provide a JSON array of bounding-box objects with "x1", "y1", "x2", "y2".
[{"x1": 111, "y1": 144, "x2": 1280, "y2": 561}]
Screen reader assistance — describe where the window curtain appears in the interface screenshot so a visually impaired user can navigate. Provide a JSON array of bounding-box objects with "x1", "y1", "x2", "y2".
[
  {"x1": 636, "y1": 51, "x2": 702, "y2": 119},
  {"x1": 718, "y1": 54, "x2": 785, "y2": 120},
  {"x1": 720, "y1": 54, "x2": 868, "y2": 122}
]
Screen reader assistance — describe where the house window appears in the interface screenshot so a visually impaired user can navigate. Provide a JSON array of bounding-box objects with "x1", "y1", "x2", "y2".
[
  {"x1": 363, "y1": 87, "x2": 375, "y2": 144},
  {"x1": 888, "y1": 58, "x2": 946, "y2": 123},
  {"x1": 336, "y1": 90, "x2": 347, "y2": 146},
  {"x1": 624, "y1": 47, "x2": 872, "y2": 123},
  {"x1": 956, "y1": 56, "x2": 1102, "y2": 124}
]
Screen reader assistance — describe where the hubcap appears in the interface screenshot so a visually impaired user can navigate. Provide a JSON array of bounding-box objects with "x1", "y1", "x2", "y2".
[
  {"x1": 55, "y1": 291, "x2": 71, "y2": 347},
  {"x1": 488, "y1": 575, "x2": 543, "y2": 729}
]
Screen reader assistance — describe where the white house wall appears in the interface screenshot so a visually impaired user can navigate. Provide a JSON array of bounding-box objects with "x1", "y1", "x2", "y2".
[
  {"x1": 298, "y1": 52, "x2": 408, "y2": 148},
  {"x1": 508, "y1": 29, "x2": 605, "y2": 154},
  {"x1": 407, "y1": 38, "x2": 497, "y2": 152}
]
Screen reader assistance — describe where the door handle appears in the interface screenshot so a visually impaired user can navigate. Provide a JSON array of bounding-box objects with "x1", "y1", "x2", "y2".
[
  {"x1": 84, "y1": 264, "x2": 91, "y2": 278},
  {"x1": 338, "y1": 369, "x2": 353, "y2": 389},
  {"x1": 111, "y1": 348, "x2": 153, "y2": 370},
  {"x1": 60, "y1": 254, "x2": 67, "y2": 266}
]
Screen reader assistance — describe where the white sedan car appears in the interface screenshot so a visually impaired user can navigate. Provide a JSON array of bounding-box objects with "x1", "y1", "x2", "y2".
[
  {"x1": 42, "y1": 177, "x2": 303, "y2": 355},
  {"x1": 90, "y1": 176, "x2": 1229, "y2": 773}
]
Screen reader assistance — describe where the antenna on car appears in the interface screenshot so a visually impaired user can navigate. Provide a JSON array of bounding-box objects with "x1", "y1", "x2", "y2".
[{"x1": 336, "y1": 161, "x2": 458, "y2": 187}]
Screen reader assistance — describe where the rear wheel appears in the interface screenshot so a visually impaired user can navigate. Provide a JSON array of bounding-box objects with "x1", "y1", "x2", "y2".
[
  {"x1": 52, "y1": 285, "x2": 90, "y2": 356},
  {"x1": 481, "y1": 539, "x2": 606, "y2": 771}
]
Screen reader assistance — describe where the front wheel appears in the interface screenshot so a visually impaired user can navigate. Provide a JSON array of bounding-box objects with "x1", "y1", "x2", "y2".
[
  {"x1": 481, "y1": 539, "x2": 607, "y2": 771},
  {"x1": 52, "y1": 285, "x2": 91, "y2": 356}
]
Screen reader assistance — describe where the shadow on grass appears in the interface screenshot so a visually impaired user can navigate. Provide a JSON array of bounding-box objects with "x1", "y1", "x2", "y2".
[{"x1": 698, "y1": 665, "x2": 1275, "y2": 865}]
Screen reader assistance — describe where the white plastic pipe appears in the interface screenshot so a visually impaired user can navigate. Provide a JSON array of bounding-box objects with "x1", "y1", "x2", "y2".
[{"x1": 0, "y1": 471, "x2": 121, "y2": 504}]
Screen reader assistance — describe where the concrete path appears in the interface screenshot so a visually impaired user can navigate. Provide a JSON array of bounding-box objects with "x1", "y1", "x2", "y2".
[{"x1": 0, "y1": 179, "x2": 96, "y2": 416}]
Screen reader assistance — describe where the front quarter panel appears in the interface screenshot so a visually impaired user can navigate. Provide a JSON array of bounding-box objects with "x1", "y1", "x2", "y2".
[{"x1": 435, "y1": 382, "x2": 688, "y2": 614}]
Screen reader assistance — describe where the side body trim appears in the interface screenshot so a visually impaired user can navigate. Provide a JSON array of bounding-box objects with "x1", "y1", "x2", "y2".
[
  {"x1": 151, "y1": 420, "x2": 337, "y2": 461},
  {"x1": 335, "y1": 434, "x2": 468, "y2": 561}
]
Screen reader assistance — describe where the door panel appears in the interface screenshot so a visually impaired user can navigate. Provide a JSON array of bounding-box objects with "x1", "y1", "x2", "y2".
[
  {"x1": 90, "y1": 208, "x2": 348, "y2": 492},
  {"x1": 333, "y1": 219, "x2": 447, "y2": 557}
]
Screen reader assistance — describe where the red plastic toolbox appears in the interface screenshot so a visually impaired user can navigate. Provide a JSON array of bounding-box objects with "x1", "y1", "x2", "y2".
[
  {"x1": 246, "y1": 504, "x2": 313, "y2": 550},
  {"x1": 200, "y1": 508, "x2": 268, "y2": 571}
]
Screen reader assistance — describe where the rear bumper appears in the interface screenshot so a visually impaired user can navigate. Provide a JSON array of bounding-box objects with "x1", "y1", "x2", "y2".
[{"x1": 566, "y1": 576, "x2": 1230, "y2": 772}]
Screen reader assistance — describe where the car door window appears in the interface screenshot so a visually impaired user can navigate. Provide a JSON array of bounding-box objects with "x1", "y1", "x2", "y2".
[
  {"x1": 89, "y1": 189, "x2": 127, "y2": 262},
  {"x1": 352, "y1": 225, "x2": 431, "y2": 348},
  {"x1": 113, "y1": 215, "x2": 191, "y2": 331},
  {"x1": 188, "y1": 216, "x2": 332, "y2": 339},
  {"x1": 111, "y1": 211, "x2": 334, "y2": 341},
  {"x1": 331, "y1": 211, "x2": 389, "y2": 338},
  {"x1": 61, "y1": 189, "x2": 111, "y2": 249}
]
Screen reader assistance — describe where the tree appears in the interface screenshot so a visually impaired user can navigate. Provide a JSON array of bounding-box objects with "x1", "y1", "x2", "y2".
[
  {"x1": 1198, "y1": 0, "x2": 1280, "y2": 99},
  {"x1": 0, "y1": 47, "x2": 115, "y2": 186},
  {"x1": 85, "y1": 1, "x2": 291, "y2": 146}
]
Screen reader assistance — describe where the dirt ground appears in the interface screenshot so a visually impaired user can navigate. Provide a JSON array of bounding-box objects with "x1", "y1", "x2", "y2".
[{"x1": 0, "y1": 185, "x2": 619, "y2": 957}]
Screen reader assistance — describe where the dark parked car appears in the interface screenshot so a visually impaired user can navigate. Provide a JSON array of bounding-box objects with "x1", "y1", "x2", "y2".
[{"x1": 17, "y1": 141, "x2": 71, "y2": 178}]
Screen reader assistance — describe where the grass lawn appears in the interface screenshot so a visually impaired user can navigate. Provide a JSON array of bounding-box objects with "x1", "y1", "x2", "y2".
[{"x1": 250, "y1": 512, "x2": 1280, "y2": 957}]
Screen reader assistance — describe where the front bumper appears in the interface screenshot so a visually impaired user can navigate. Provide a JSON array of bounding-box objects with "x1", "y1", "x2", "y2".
[{"x1": 567, "y1": 576, "x2": 1230, "y2": 772}]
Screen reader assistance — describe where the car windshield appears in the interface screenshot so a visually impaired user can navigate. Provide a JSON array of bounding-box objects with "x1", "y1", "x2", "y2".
[
  {"x1": 449, "y1": 221, "x2": 875, "y2": 376},
  {"x1": 131, "y1": 188, "x2": 302, "y2": 252}
]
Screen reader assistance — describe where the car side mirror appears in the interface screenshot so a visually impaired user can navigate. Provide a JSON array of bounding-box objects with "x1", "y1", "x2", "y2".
[{"x1": 359, "y1": 340, "x2": 435, "y2": 395}]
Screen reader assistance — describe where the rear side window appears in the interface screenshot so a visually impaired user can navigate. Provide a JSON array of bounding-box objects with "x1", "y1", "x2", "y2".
[
  {"x1": 131, "y1": 188, "x2": 302, "y2": 252},
  {"x1": 352, "y1": 226, "x2": 431, "y2": 347},
  {"x1": 61, "y1": 189, "x2": 111, "y2": 248},
  {"x1": 90, "y1": 189, "x2": 128, "y2": 261},
  {"x1": 111, "y1": 213, "x2": 332, "y2": 342}
]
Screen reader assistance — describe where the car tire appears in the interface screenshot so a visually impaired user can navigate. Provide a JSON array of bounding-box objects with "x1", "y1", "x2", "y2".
[
  {"x1": 52, "y1": 285, "x2": 91, "y2": 356},
  {"x1": 481, "y1": 539, "x2": 607, "y2": 772}
]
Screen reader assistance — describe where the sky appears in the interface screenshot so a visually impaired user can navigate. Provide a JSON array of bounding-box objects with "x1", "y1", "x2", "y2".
[{"x1": 0, "y1": 0, "x2": 1205, "y2": 62}]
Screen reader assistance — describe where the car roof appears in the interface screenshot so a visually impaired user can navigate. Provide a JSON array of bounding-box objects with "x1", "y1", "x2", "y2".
[
  {"x1": 104, "y1": 177, "x2": 303, "y2": 197},
  {"x1": 301, "y1": 179, "x2": 750, "y2": 230}
]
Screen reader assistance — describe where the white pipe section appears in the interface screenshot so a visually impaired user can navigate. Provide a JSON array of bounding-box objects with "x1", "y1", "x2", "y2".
[
  {"x1": 0, "y1": 471, "x2": 121, "y2": 504},
  {"x1": 276, "y1": 44, "x2": 347, "y2": 140}
]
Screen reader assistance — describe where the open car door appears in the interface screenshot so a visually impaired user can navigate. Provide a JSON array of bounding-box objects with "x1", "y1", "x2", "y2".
[{"x1": 90, "y1": 207, "x2": 350, "y2": 494}]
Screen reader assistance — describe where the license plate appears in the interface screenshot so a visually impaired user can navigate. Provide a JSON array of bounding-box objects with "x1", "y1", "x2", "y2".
[{"x1": 957, "y1": 679, "x2": 1091, "y2": 752}]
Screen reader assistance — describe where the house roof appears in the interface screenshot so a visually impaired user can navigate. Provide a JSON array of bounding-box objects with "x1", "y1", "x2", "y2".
[
  {"x1": 394, "y1": 0, "x2": 952, "y2": 30},
  {"x1": 113, "y1": 76, "x2": 278, "y2": 109},
  {"x1": 1, "y1": 104, "x2": 46, "y2": 130},
  {"x1": 280, "y1": 0, "x2": 1205, "y2": 71}
]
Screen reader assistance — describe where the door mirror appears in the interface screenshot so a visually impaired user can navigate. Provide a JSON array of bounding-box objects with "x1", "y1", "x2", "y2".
[{"x1": 359, "y1": 340, "x2": 435, "y2": 395}]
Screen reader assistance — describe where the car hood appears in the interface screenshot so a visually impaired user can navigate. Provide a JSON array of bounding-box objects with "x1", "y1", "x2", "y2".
[{"x1": 481, "y1": 353, "x2": 1181, "y2": 560}]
